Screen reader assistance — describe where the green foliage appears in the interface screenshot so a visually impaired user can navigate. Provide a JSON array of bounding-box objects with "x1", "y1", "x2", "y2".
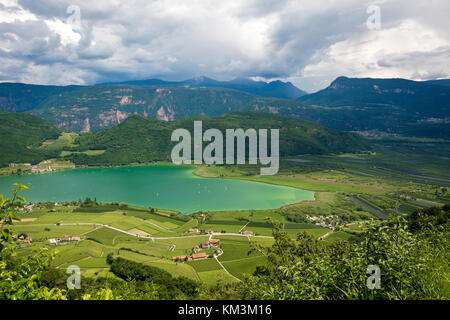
[
  {"x1": 238, "y1": 213, "x2": 449, "y2": 300},
  {"x1": 0, "y1": 184, "x2": 66, "y2": 299},
  {"x1": 407, "y1": 204, "x2": 450, "y2": 232},
  {"x1": 0, "y1": 185, "x2": 119, "y2": 300},
  {"x1": 108, "y1": 256, "x2": 200, "y2": 299},
  {"x1": 1, "y1": 183, "x2": 29, "y2": 246}
]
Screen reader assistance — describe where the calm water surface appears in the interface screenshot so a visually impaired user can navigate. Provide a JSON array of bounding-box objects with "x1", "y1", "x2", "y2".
[{"x1": 0, "y1": 165, "x2": 315, "y2": 214}]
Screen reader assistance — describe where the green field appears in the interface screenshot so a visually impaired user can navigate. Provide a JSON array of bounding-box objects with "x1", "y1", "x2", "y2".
[
  {"x1": 9, "y1": 201, "x2": 331, "y2": 287},
  {"x1": 222, "y1": 256, "x2": 267, "y2": 279}
]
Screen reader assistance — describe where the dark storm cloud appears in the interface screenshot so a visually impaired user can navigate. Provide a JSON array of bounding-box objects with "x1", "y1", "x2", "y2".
[{"x1": 0, "y1": 0, "x2": 449, "y2": 91}]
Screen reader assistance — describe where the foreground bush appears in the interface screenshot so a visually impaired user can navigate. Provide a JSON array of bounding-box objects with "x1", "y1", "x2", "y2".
[{"x1": 238, "y1": 206, "x2": 449, "y2": 300}]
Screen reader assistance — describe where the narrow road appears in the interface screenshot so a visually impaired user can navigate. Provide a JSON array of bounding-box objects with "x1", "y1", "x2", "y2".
[
  {"x1": 145, "y1": 220, "x2": 174, "y2": 232},
  {"x1": 238, "y1": 221, "x2": 250, "y2": 233},
  {"x1": 15, "y1": 222, "x2": 275, "y2": 241},
  {"x1": 213, "y1": 248, "x2": 242, "y2": 283},
  {"x1": 318, "y1": 228, "x2": 334, "y2": 240},
  {"x1": 211, "y1": 232, "x2": 273, "y2": 239}
]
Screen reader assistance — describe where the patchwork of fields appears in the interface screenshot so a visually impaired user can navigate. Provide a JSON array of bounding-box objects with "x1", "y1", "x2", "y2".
[{"x1": 12, "y1": 203, "x2": 331, "y2": 286}]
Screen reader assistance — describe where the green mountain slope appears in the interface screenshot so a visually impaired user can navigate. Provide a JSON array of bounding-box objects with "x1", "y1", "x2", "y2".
[
  {"x1": 65, "y1": 111, "x2": 369, "y2": 166},
  {"x1": 0, "y1": 111, "x2": 62, "y2": 167},
  {"x1": 298, "y1": 76, "x2": 450, "y2": 117}
]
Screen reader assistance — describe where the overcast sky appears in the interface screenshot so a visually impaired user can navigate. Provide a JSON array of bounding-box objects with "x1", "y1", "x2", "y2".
[{"x1": 0, "y1": 0, "x2": 449, "y2": 92}]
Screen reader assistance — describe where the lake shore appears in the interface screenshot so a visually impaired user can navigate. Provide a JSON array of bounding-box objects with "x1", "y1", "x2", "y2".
[{"x1": 0, "y1": 163, "x2": 315, "y2": 214}]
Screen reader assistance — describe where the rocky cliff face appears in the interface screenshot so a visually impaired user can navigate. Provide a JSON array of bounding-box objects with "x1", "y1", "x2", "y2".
[{"x1": 29, "y1": 85, "x2": 307, "y2": 132}]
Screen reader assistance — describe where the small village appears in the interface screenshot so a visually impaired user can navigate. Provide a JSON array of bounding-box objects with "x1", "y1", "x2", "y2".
[
  {"x1": 172, "y1": 227, "x2": 257, "y2": 262},
  {"x1": 48, "y1": 235, "x2": 82, "y2": 245},
  {"x1": 12, "y1": 234, "x2": 33, "y2": 244},
  {"x1": 172, "y1": 238, "x2": 221, "y2": 262},
  {"x1": 8, "y1": 160, "x2": 75, "y2": 174},
  {"x1": 188, "y1": 227, "x2": 255, "y2": 236},
  {"x1": 306, "y1": 215, "x2": 339, "y2": 228},
  {"x1": 16, "y1": 202, "x2": 66, "y2": 213}
]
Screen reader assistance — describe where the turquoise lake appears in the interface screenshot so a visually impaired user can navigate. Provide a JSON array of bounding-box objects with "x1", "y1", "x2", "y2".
[{"x1": 0, "y1": 165, "x2": 315, "y2": 213}]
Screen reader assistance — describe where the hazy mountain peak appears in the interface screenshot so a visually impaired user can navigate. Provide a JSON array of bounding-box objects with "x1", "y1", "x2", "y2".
[
  {"x1": 185, "y1": 75, "x2": 219, "y2": 85},
  {"x1": 96, "y1": 76, "x2": 307, "y2": 99}
]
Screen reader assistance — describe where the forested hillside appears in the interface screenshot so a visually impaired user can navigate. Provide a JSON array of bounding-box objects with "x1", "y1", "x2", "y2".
[
  {"x1": 65, "y1": 111, "x2": 369, "y2": 165},
  {"x1": 0, "y1": 111, "x2": 62, "y2": 167}
]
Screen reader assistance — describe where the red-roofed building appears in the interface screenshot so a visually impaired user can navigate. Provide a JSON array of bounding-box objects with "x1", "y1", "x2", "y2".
[
  {"x1": 191, "y1": 252, "x2": 208, "y2": 260},
  {"x1": 209, "y1": 239, "x2": 220, "y2": 246}
]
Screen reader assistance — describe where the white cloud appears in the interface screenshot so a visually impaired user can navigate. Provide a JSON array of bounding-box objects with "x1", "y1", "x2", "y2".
[
  {"x1": 0, "y1": 0, "x2": 448, "y2": 90},
  {"x1": 303, "y1": 20, "x2": 450, "y2": 85},
  {"x1": 45, "y1": 18, "x2": 81, "y2": 46},
  {"x1": 0, "y1": 0, "x2": 36, "y2": 23}
]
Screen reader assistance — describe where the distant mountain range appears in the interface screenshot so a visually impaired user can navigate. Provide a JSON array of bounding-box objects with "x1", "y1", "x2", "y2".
[
  {"x1": 101, "y1": 76, "x2": 308, "y2": 100},
  {"x1": 0, "y1": 76, "x2": 448, "y2": 139},
  {"x1": 0, "y1": 76, "x2": 305, "y2": 115}
]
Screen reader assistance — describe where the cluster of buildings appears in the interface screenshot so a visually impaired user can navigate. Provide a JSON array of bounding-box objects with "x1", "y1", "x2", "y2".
[
  {"x1": 187, "y1": 227, "x2": 214, "y2": 234},
  {"x1": 17, "y1": 202, "x2": 65, "y2": 214},
  {"x1": 172, "y1": 238, "x2": 221, "y2": 262},
  {"x1": 9, "y1": 160, "x2": 68, "y2": 174},
  {"x1": 48, "y1": 235, "x2": 82, "y2": 245},
  {"x1": 31, "y1": 165, "x2": 54, "y2": 174},
  {"x1": 16, "y1": 204, "x2": 35, "y2": 213},
  {"x1": 193, "y1": 239, "x2": 220, "y2": 253},
  {"x1": 188, "y1": 228, "x2": 255, "y2": 236},
  {"x1": 307, "y1": 215, "x2": 338, "y2": 228},
  {"x1": 12, "y1": 234, "x2": 32, "y2": 244},
  {"x1": 354, "y1": 130, "x2": 399, "y2": 138},
  {"x1": 31, "y1": 160, "x2": 59, "y2": 174},
  {"x1": 9, "y1": 163, "x2": 31, "y2": 167}
]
